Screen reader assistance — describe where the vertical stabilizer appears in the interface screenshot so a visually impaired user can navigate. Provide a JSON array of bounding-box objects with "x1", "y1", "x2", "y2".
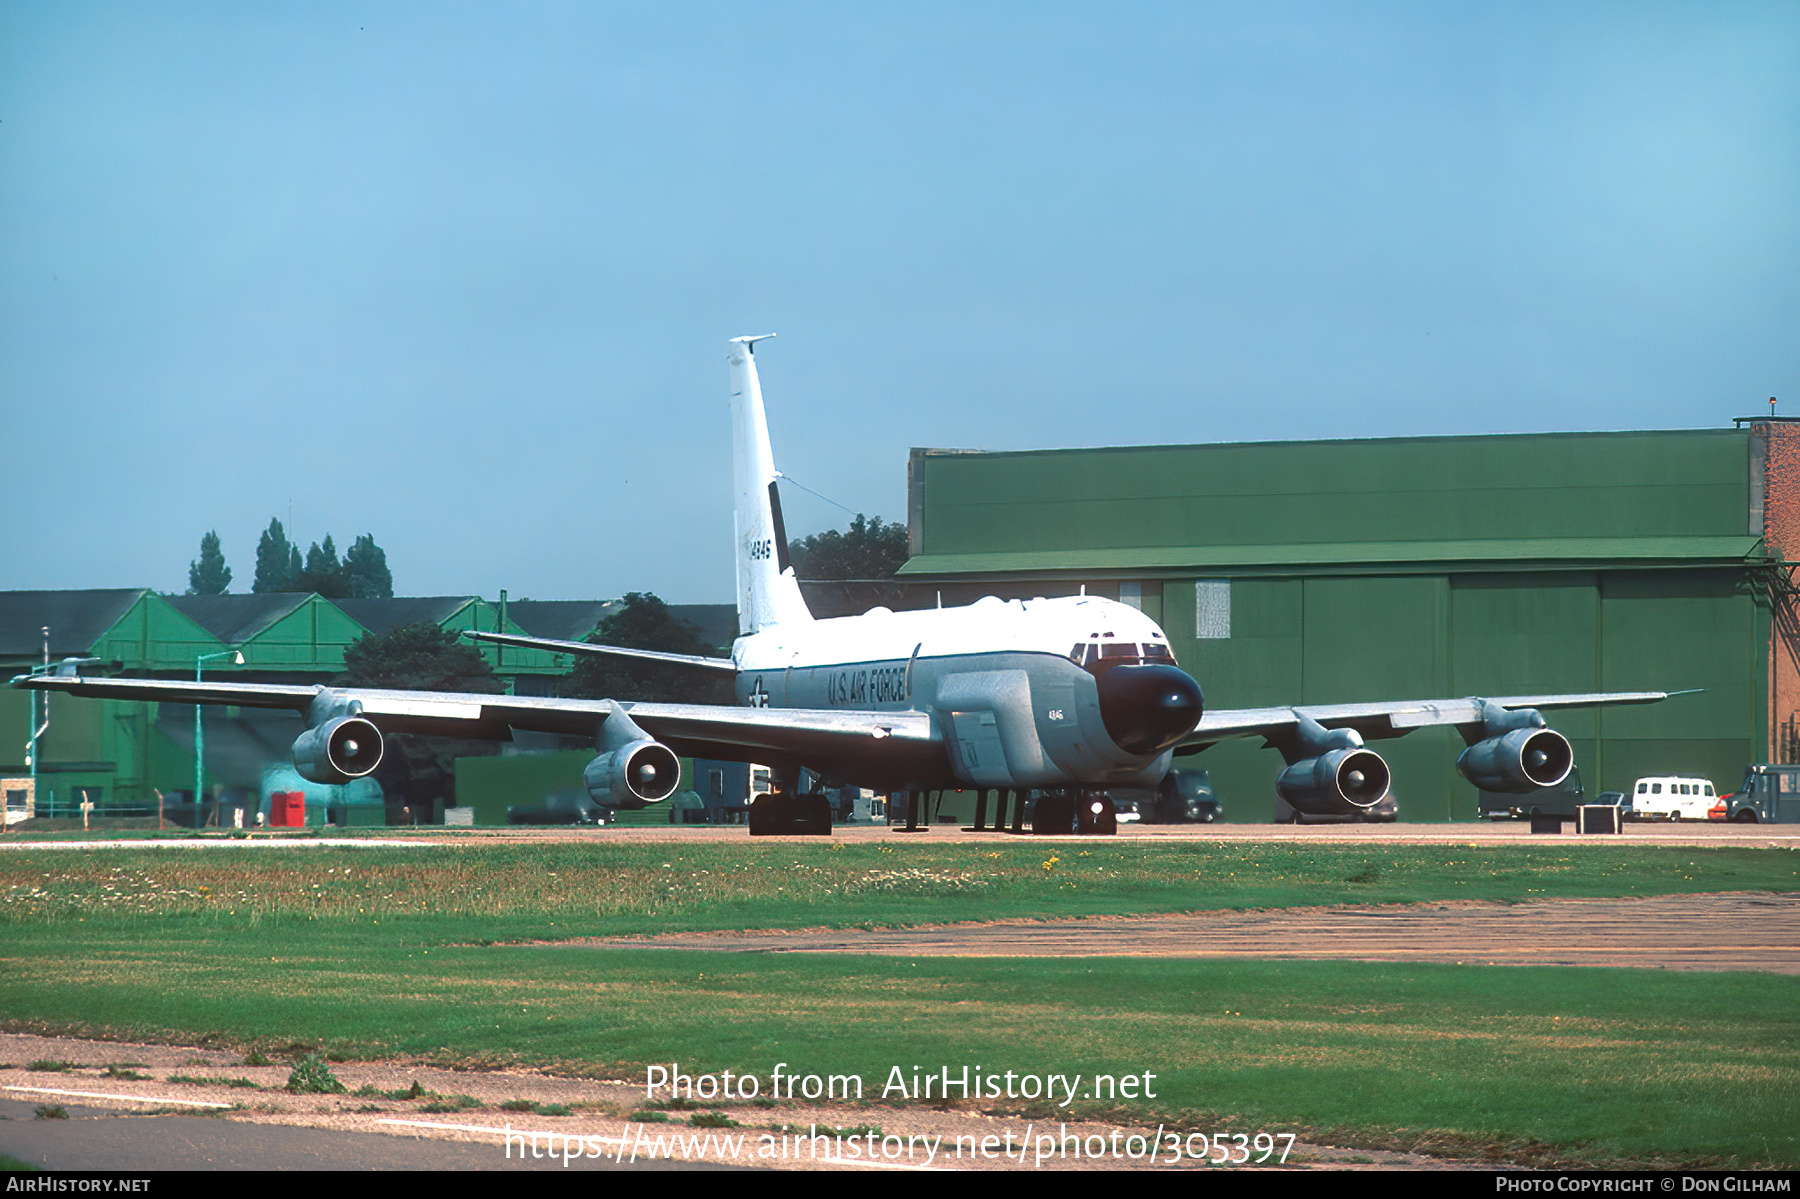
[{"x1": 729, "y1": 336, "x2": 814, "y2": 635}]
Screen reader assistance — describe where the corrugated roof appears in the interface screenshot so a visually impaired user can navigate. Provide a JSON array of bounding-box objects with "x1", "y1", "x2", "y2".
[
  {"x1": 166, "y1": 593, "x2": 313, "y2": 644},
  {"x1": 504, "y1": 600, "x2": 617, "y2": 641},
  {"x1": 899, "y1": 535, "x2": 1767, "y2": 577},
  {"x1": 670, "y1": 604, "x2": 738, "y2": 650},
  {"x1": 0, "y1": 589, "x2": 148, "y2": 657},
  {"x1": 503, "y1": 600, "x2": 738, "y2": 649},
  {"x1": 334, "y1": 597, "x2": 477, "y2": 635}
]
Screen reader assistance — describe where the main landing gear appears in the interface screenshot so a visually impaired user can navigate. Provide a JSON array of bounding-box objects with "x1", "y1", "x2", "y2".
[
  {"x1": 747, "y1": 789, "x2": 833, "y2": 836},
  {"x1": 950, "y1": 787, "x2": 1120, "y2": 835}
]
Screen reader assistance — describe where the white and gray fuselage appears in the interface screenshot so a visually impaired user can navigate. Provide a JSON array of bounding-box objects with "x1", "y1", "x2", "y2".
[{"x1": 730, "y1": 593, "x2": 1201, "y2": 792}]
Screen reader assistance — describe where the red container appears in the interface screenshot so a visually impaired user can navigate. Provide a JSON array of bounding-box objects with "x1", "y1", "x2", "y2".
[{"x1": 270, "y1": 791, "x2": 306, "y2": 828}]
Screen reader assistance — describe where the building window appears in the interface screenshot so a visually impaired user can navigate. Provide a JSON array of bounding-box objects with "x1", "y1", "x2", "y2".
[
  {"x1": 1194, "y1": 580, "x2": 1231, "y2": 639},
  {"x1": 1118, "y1": 581, "x2": 1142, "y2": 610}
]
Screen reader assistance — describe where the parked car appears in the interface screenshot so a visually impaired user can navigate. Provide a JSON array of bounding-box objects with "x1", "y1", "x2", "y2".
[
  {"x1": 1110, "y1": 769, "x2": 1224, "y2": 824},
  {"x1": 1277, "y1": 791, "x2": 1398, "y2": 824}
]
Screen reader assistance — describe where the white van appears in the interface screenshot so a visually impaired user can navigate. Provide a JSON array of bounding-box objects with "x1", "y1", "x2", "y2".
[{"x1": 1628, "y1": 776, "x2": 1719, "y2": 820}]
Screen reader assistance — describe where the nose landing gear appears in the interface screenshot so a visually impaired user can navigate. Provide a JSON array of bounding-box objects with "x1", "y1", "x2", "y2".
[{"x1": 1031, "y1": 789, "x2": 1118, "y2": 835}]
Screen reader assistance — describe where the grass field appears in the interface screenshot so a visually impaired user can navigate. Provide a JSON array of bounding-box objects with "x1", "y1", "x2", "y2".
[
  {"x1": 2, "y1": 838, "x2": 1794, "y2": 933},
  {"x1": 1, "y1": 839, "x2": 1795, "y2": 1167}
]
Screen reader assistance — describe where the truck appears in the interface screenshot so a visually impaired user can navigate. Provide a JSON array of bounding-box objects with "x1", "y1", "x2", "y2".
[
  {"x1": 1722, "y1": 765, "x2": 1800, "y2": 823},
  {"x1": 1479, "y1": 766, "x2": 1584, "y2": 821}
]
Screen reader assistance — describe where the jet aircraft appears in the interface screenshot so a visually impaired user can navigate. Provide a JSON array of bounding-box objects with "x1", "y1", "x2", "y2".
[{"x1": 14, "y1": 336, "x2": 1669, "y2": 834}]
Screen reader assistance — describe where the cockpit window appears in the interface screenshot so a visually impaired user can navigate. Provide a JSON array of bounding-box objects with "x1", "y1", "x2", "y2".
[{"x1": 1072, "y1": 638, "x2": 1179, "y2": 673}]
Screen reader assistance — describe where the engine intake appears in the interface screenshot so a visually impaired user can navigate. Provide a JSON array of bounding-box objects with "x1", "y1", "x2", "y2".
[
  {"x1": 584, "y1": 739, "x2": 681, "y2": 809},
  {"x1": 1277, "y1": 747, "x2": 1392, "y2": 815},
  {"x1": 1458, "y1": 727, "x2": 1573, "y2": 793},
  {"x1": 1454, "y1": 702, "x2": 1573, "y2": 793},
  {"x1": 292, "y1": 716, "x2": 384, "y2": 784}
]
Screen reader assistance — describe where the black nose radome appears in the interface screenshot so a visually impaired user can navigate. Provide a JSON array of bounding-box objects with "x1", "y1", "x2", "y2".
[{"x1": 1097, "y1": 664, "x2": 1205, "y2": 755}]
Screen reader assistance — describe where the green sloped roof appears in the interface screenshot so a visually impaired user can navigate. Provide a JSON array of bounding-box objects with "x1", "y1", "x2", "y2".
[
  {"x1": 166, "y1": 593, "x2": 313, "y2": 644},
  {"x1": 0, "y1": 589, "x2": 149, "y2": 657}
]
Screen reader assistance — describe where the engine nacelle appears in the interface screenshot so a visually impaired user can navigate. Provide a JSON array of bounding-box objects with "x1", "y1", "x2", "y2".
[
  {"x1": 292, "y1": 716, "x2": 384, "y2": 784},
  {"x1": 1457, "y1": 727, "x2": 1573, "y2": 793},
  {"x1": 583, "y1": 739, "x2": 681, "y2": 809},
  {"x1": 1276, "y1": 747, "x2": 1392, "y2": 815}
]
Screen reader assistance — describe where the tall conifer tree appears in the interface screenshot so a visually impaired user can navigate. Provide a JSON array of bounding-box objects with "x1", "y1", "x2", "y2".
[
  {"x1": 253, "y1": 519, "x2": 296, "y2": 593},
  {"x1": 186, "y1": 530, "x2": 232, "y2": 594}
]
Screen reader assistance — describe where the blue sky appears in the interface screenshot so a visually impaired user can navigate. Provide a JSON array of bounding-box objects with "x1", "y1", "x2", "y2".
[{"x1": 3, "y1": 1, "x2": 1794, "y2": 602}]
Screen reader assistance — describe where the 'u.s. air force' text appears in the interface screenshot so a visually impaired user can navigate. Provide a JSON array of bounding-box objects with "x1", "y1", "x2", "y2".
[{"x1": 824, "y1": 665, "x2": 911, "y2": 706}]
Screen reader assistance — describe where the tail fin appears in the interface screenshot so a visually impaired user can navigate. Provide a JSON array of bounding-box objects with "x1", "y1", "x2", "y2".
[{"x1": 729, "y1": 335, "x2": 813, "y2": 635}]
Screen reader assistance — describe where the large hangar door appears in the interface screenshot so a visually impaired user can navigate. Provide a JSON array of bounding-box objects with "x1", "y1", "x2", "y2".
[
  {"x1": 1301, "y1": 576, "x2": 1454, "y2": 820},
  {"x1": 1300, "y1": 577, "x2": 1448, "y2": 705},
  {"x1": 1599, "y1": 569, "x2": 1758, "y2": 793},
  {"x1": 1452, "y1": 573, "x2": 1601, "y2": 814}
]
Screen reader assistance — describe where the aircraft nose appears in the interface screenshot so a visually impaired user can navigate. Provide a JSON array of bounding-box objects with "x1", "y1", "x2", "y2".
[{"x1": 1097, "y1": 664, "x2": 1205, "y2": 755}]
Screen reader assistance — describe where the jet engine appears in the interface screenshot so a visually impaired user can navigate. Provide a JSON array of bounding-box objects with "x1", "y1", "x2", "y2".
[
  {"x1": 1276, "y1": 747, "x2": 1392, "y2": 815},
  {"x1": 583, "y1": 739, "x2": 681, "y2": 809},
  {"x1": 1456, "y1": 703, "x2": 1572, "y2": 793},
  {"x1": 292, "y1": 716, "x2": 385, "y2": 784},
  {"x1": 1273, "y1": 714, "x2": 1392, "y2": 816}
]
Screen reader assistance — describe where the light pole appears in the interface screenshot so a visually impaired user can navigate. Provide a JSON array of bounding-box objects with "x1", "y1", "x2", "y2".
[
  {"x1": 26, "y1": 628, "x2": 48, "y2": 818},
  {"x1": 194, "y1": 650, "x2": 244, "y2": 827}
]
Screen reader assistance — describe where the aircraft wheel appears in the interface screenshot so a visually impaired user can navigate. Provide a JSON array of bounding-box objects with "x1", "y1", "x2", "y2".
[
  {"x1": 749, "y1": 791, "x2": 834, "y2": 836},
  {"x1": 747, "y1": 792, "x2": 786, "y2": 836},
  {"x1": 1033, "y1": 792, "x2": 1075, "y2": 835},
  {"x1": 1076, "y1": 794, "x2": 1117, "y2": 835},
  {"x1": 791, "y1": 792, "x2": 834, "y2": 836}
]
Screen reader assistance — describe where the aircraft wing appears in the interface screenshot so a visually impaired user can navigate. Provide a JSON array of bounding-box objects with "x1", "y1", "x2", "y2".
[
  {"x1": 1179, "y1": 690, "x2": 1673, "y2": 752},
  {"x1": 461, "y1": 630, "x2": 738, "y2": 674},
  {"x1": 10, "y1": 672, "x2": 935, "y2": 767}
]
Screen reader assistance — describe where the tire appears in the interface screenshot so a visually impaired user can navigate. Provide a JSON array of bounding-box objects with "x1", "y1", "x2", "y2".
[
  {"x1": 1733, "y1": 809, "x2": 1759, "y2": 824},
  {"x1": 1033, "y1": 792, "x2": 1075, "y2": 835},
  {"x1": 748, "y1": 791, "x2": 834, "y2": 836},
  {"x1": 1076, "y1": 795, "x2": 1118, "y2": 836}
]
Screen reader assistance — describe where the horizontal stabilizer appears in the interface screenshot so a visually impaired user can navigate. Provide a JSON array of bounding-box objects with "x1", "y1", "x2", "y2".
[{"x1": 461, "y1": 630, "x2": 738, "y2": 674}]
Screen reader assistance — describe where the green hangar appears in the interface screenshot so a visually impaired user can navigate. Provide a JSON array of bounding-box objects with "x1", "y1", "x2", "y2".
[{"x1": 899, "y1": 420, "x2": 1800, "y2": 822}]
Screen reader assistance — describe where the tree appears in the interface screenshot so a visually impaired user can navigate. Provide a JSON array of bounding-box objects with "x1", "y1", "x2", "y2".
[
  {"x1": 187, "y1": 530, "x2": 232, "y2": 595},
  {"x1": 339, "y1": 622, "x2": 502, "y2": 807},
  {"x1": 343, "y1": 534, "x2": 393, "y2": 599},
  {"x1": 787, "y1": 513, "x2": 911, "y2": 616},
  {"x1": 788, "y1": 514, "x2": 909, "y2": 580},
  {"x1": 563, "y1": 592, "x2": 733, "y2": 704},
  {"x1": 292, "y1": 535, "x2": 349, "y2": 597},
  {"x1": 253, "y1": 519, "x2": 296, "y2": 593},
  {"x1": 341, "y1": 622, "x2": 504, "y2": 693}
]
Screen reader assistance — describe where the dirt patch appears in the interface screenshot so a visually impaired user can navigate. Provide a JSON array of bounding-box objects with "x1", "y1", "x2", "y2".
[
  {"x1": 0, "y1": 1032, "x2": 1498, "y2": 1172},
  {"x1": 556, "y1": 892, "x2": 1800, "y2": 974}
]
